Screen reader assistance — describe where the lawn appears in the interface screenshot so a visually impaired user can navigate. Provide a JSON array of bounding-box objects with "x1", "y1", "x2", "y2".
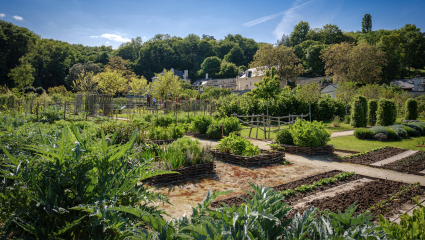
[
  {"x1": 321, "y1": 120, "x2": 354, "y2": 133},
  {"x1": 330, "y1": 135, "x2": 425, "y2": 152}
]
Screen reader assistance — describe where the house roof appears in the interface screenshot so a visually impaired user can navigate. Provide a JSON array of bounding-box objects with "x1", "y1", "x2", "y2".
[
  {"x1": 239, "y1": 67, "x2": 266, "y2": 78},
  {"x1": 152, "y1": 69, "x2": 188, "y2": 79},
  {"x1": 192, "y1": 78, "x2": 211, "y2": 86},
  {"x1": 391, "y1": 79, "x2": 414, "y2": 89}
]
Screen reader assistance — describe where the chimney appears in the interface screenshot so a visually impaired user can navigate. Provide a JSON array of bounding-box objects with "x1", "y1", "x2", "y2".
[
  {"x1": 184, "y1": 70, "x2": 188, "y2": 79},
  {"x1": 171, "y1": 68, "x2": 174, "y2": 73},
  {"x1": 206, "y1": 73, "x2": 209, "y2": 79}
]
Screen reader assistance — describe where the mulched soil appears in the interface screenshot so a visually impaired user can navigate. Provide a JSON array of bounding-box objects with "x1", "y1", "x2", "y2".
[
  {"x1": 382, "y1": 151, "x2": 425, "y2": 174},
  {"x1": 291, "y1": 179, "x2": 424, "y2": 219},
  {"x1": 210, "y1": 170, "x2": 363, "y2": 208},
  {"x1": 340, "y1": 147, "x2": 406, "y2": 165}
]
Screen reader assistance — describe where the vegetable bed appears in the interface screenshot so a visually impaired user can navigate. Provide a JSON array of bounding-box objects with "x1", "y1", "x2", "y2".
[
  {"x1": 381, "y1": 151, "x2": 425, "y2": 175},
  {"x1": 338, "y1": 147, "x2": 405, "y2": 165},
  {"x1": 211, "y1": 170, "x2": 424, "y2": 220},
  {"x1": 210, "y1": 149, "x2": 285, "y2": 167},
  {"x1": 274, "y1": 144, "x2": 334, "y2": 155},
  {"x1": 146, "y1": 162, "x2": 216, "y2": 184}
]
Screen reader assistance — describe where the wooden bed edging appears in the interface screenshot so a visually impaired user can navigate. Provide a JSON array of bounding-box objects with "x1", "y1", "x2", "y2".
[
  {"x1": 275, "y1": 144, "x2": 334, "y2": 155},
  {"x1": 147, "y1": 162, "x2": 216, "y2": 184},
  {"x1": 210, "y1": 149, "x2": 285, "y2": 167}
]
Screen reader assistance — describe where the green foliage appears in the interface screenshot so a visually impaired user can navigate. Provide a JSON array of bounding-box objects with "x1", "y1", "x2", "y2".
[
  {"x1": 386, "y1": 127, "x2": 400, "y2": 139},
  {"x1": 354, "y1": 128, "x2": 374, "y2": 139},
  {"x1": 289, "y1": 119, "x2": 331, "y2": 147},
  {"x1": 339, "y1": 146, "x2": 388, "y2": 160},
  {"x1": 206, "y1": 116, "x2": 242, "y2": 139},
  {"x1": 351, "y1": 95, "x2": 368, "y2": 127},
  {"x1": 152, "y1": 114, "x2": 174, "y2": 127},
  {"x1": 98, "y1": 120, "x2": 146, "y2": 144},
  {"x1": 376, "y1": 99, "x2": 397, "y2": 126},
  {"x1": 368, "y1": 99, "x2": 378, "y2": 125},
  {"x1": 405, "y1": 98, "x2": 418, "y2": 120},
  {"x1": 216, "y1": 133, "x2": 260, "y2": 157},
  {"x1": 275, "y1": 128, "x2": 294, "y2": 145},
  {"x1": 40, "y1": 105, "x2": 62, "y2": 123},
  {"x1": 344, "y1": 115, "x2": 351, "y2": 124},
  {"x1": 193, "y1": 115, "x2": 213, "y2": 134},
  {"x1": 379, "y1": 200, "x2": 425, "y2": 239}
]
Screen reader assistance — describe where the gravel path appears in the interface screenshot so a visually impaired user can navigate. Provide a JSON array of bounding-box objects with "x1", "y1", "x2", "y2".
[{"x1": 330, "y1": 130, "x2": 355, "y2": 138}]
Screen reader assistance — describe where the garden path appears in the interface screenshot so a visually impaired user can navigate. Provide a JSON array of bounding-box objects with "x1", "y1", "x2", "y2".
[{"x1": 330, "y1": 130, "x2": 355, "y2": 138}]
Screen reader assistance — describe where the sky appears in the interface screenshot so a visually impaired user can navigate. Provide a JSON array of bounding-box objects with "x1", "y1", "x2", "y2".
[{"x1": 1, "y1": 0, "x2": 425, "y2": 49}]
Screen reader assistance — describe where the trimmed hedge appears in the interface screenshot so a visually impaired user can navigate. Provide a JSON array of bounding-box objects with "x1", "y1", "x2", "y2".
[
  {"x1": 275, "y1": 129, "x2": 294, "y2": 145},
  {"x1": 353, "y1": 128, "x2": 374, "y2": 139},
  {"x1": 405, "y1": 99, "x2": 418, "y2": 120},
  {"x1": 376, "y1": 99, "x2": 396, "y2": 126},
  {"x1": 367, "y1": 99, "x2": 378, "y2": 126},
  {"x1": 351, "y1": 95, "x2": 368, "y2": 127}
]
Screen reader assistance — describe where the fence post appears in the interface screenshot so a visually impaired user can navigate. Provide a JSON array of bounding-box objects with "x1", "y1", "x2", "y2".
[
  {"x1": 249, "y1": 113, "x2": 253, "y2": 138},
  {"x1": 268, "y1": 114, "x2": 271, "y2": 140},
  {"x1": 64, "y1": 100, "x2": 66, "y2": 121},
  {"x1": 278, "y1": 116, "x2": 280, "y2": 131},
  {"x1": 221, "y1": 122, "x2": 224, "y2": 139},
  {"x1": 256, "y1": 116, "x2": 259, "y2": 139},
  {"x1": 175, "y1": 103, "x2": 177, "y2": 124},
  {"x1": 262, "y1": 113, "x2": 266, "y2": 139}
]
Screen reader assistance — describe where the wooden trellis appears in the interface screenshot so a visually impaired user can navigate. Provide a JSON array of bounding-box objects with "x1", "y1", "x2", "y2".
[{"x1": 231, "y1": 113, "x2": 309, "y2": 139}]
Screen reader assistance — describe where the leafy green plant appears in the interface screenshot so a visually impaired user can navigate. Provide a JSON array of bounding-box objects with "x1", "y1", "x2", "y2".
[
  {"x1": 40, "y1": 105, "x2": 62, "y2": 123},
  {"x1": 206, "y1": 116, "x2": 242, "y2": 139},
  {"x1": 295, "y1": 184, "x2": 316, "y2": 193},
  {"x1": 282, "y1": 189, "x2": 296, "y2": 197},
  {"x1": 216, "y1": 133, "x2": 260, "y2": 157},
  {"x1": 289, "y1": 119, "x2": 331, "y2": 147},
  {"x1": 332, "y1": 115, "x2": 341, "y2": 127},
  {"x1": 354, "y1": 128, "x2": 374, "y2": 139},
  {"x1": 339, "y1": 146, "x2": 388, "y2": 160},
  {"x1": 193, "y1": 115, "x2": 213, "y2": 134},
  {"x1": 275, "y1": 128, "x2": 294, "y2": 145},
  {"x1": 98, "y1": 120, "x2": 147, "y2": 144}
]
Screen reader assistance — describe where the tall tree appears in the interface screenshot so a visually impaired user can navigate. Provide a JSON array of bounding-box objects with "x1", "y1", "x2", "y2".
[
  {"x1": 336, "y1": 81, "x2": 357, "y2": 115},
  {"x1": 72, "y1": 70, "x2": 97, "y2": 94},
  {"x1": 65, "y1": 61, "x2": 102, "y2": 89},
  {"x1": 224, "y1": 45, "x2": 245, "y2": 66},
  {"x1": 104, "y1": 56, "x2": 136, "y2": 80},
  {"x1": 290, "y1": 21, "x2": 311, "y2": 46},
  {"x1": 150, "y1": 69, "x2": 182, "y2": 99},
  {"x1": 129, "y1": 76, "x2": 148, "y2": 97},
  {"x1": 250, "y1": 44, "x2": 303, "y2": 85},
  {"x1": 7, "y1": 60, "x2": 35, "y2": 88},
  {"x1": 362, "y1": 14, "x2": 372, "y2": 33},
  {"x1": 276, "y1": 34, "x2": 290, "y2": 47},
  {"x1": 200, "y1": 56, "x2": 221, "y2": 77},
  {"x1": 296, "y1": 83, "x2": 321, "y2": 121},
  {"x1": 252, "y1": 67, "x2": 280, "y2": 118},
  {"x1": 94, "y1": 69, "x2": 128, "y2": 95}
]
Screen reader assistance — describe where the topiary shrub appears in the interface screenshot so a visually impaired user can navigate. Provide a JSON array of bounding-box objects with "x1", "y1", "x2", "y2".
[
  {"x1": 275, "y1": 129, "x2": 294, "y2": 145},
  {"x1": 289, "y1": 119, "x2": 330, "y2": 147},
  {"x1": 405, "y1": 99, "x2": 418, "y2": 120},
  {"x1": 402, "y1": 126, "x2": 420, "y2": 137},
  {"x1": 353, "y1": 128, "x2": 374, "y2": 139},
  {"x1": 367, "y1": 99, "x2": 378, "y2": 126},
  {"x1": 193, "y1": 115, "x2": 213, "y2": 134},
  {"x1": 371, "y1": 126, "x2": 389, "y2": 135},
  {"x1": 351, "y1": 95, "x2": 368, "y2": 127},
  {"x1": 408, "y1": 123, "x2": 425, "y2": 135},
  {"x1": 376, "y1": 99, "x2": 396, "y2": 126},
  {"x1": 392, "y1": 127, "x2": 407, "y2": 139},
  {"x1": 386, "y1": 127, "x2": 399, "y2": 140}
]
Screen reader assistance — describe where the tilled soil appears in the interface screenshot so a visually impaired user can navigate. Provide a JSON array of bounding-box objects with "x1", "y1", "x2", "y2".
[
  {"x1": 382, "y1": 151, "x2": 425, "y2": 174},
  {"x1": 292, "y1": 179, "x2": 424, "y2": 219},
  {"x1": 340, "y1": 147, "x2": 406, "y2": 165},
  {"x1": 210, "y1": 170, "x2": 362, "y2": 208}
]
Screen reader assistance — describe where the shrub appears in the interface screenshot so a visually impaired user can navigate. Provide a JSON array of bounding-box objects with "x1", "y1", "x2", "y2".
[
  {"x1": 344, "y1": 115, "x2": 351, "y2": 124},
  {"x1": 216, "y1": 133, "x2": 260, "y2": 157},
  {"x1": 405, "y1": 99, "x2": 418, "y2": 120},
  {"x1": 152, "y1": 114, "x2": 174, "y2": 127},
  {"x1": 408, "y1": 123, "x2": 425, "y2": 135},
  {"x1": 170, "y1": 124, "x2": 185, "y2": 139},
  {"x1": 193, "y1": 115, "x2": 213, "y2": 134},
  {"x1": 374, "y1": 133, "x2": 388, "y2": 141},
  {"x1": 332, "y1": 115, "x2": 341, "y2": 127},
  {"x1": 367, "y1": 99, "x2": 378, "y2": 126},
  {"x1": 402, "y1": 126, "x2": 420, "y2": 137},
  {"x1": 371, "y1": 126, "x2": 389, "y2": 135},
  {"x1": 376, "y1": 99, "x2": 396, "y2": 126},
  {"x1": 98, "y1": 121, "x2": 146, "y2": 144},
  {"x1": 354, "y1": 128, "x2": 374, "y2": 139},
  {"x1": 40, "y1": 105, "x2": 62, "y2": 123},
  {"x1": 392, "y1": 127, "x2": 408, "y2": 139},
  {"x1": 351, "y1": 95, "x2": 368, "y2": 127},
  {"x1": 206, "y1": 116, "x2": 241, "y2": 139},
  {"x1": 289, "y1": 119, "x2": 331, "y2": 147},
  {"x1": 275, "y1": 129, "x2": 294, "y2": 145},
  {"x1": 386, "y1": 127, "x2": 399, "y2": 140}
]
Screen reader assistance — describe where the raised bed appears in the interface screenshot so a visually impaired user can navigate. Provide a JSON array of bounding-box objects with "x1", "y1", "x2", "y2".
[
  {"x1": 275, "y1": 144, "x2": 334, "y2": 155},
  {"x1": 210, "y1": 170, "x2": 424, "y2": 220},
  {"x1": 147, "y1": 139, "x2": 176, "y2": 145},
  {"x1": 210, "y1": 149, "x2": 285, "y2": 167},
  {"x1": 147, "y1": 162, "x2": 216, "y2": 184},
  {"x1": 381, "y1": 151, "x2": 425, "y2": 176},
  {"x1": 338, "y1": 147, "x2": 405, "y2": 165}
]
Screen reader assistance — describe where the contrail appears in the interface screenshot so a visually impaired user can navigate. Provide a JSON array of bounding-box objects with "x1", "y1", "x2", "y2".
[{"x1": 242, "y1": 0, "x2": 315, "y2": 27}]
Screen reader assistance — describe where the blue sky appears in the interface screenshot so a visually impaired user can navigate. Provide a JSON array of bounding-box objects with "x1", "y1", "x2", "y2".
[{"x1": 1, "y1": 0, "x2": 424, "y2": 49}]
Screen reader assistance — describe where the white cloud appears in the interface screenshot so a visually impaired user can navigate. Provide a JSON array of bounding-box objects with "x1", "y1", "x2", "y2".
[
  {"x1": 100, "y1": 33, "x2": 130, "y2": 42},
  {"x1": 243, "y1": 0, "x2": 315, "y2": 27},
  {"x1": 90, "y1": 36, "x2": 99, "y2": 38},
  {"x1": 106, "y1": 41, "x2": 110, "y2": 44},
  {"x1": 142, "y1": 36, "x2": 147, "y2": 41},
  {"x1": 0, "y1": 13, "x2": 5, "y2": 18},
  {"x1": 13, "y1": 15, "x2": 23, "y2": 21}
]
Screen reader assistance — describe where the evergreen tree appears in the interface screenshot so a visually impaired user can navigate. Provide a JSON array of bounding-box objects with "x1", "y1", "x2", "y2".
[{"x1": 362, "y1": 14, "x2": 372, "y2": 33}]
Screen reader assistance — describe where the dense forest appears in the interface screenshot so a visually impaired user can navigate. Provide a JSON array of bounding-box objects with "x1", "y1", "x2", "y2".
[{"x1": 1, "y1": 17, "x2": 424, "y2": 91}]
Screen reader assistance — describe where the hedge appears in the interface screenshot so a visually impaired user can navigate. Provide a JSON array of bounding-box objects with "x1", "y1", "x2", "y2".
[
  {"x1": 376, "y1": 99, "x2": 396, "y2": 126},
  {"x1": 405, "y1": 99, "x2": 418, "y2": 120},
  {"x1": 351, "y1": 95, "x2": 368, "y2": 127},
  {"x1": 353, "y1": 128, "x2": 374, "y2": 139},
  {"x1": 367, "y1": 99, "x2": 378, "y2": 126}
]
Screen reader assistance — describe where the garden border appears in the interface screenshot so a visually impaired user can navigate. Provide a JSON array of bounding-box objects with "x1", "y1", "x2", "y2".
[
  {"x1": 146, "y1": 162, "x2": 216, "y2": 184},
  {"x1": 210, "y1": 149, "x2": 285, "y2": 167},
  {"x1": 275, "y1": 144, "x2": 334, "y2": 155}
]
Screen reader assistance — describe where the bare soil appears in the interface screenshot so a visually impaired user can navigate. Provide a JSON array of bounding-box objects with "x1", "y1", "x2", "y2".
[
  {"x1": 340, "y1": 147, "x2": 406, "y2": 165},
  {"x1": 382, "y1": 151, "x2": 425, "y2": 174}
]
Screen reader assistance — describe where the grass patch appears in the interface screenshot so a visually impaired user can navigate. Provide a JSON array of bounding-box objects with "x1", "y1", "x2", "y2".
[
  {"x1": 330, "y1": 135, "x2": 425, "y2": 152},
  {"x1": 321, "y1": 120, "x2": 354, "y2": 133}
]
